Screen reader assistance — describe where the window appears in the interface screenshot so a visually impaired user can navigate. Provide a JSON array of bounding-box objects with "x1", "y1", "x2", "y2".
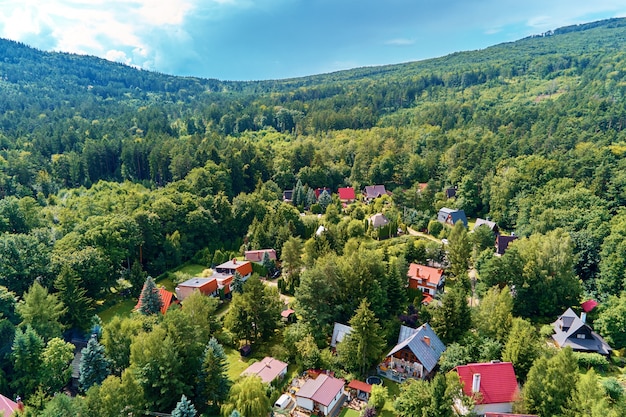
[{"x1": 576, "y1": 333, "x2": 586, "y2": 339}]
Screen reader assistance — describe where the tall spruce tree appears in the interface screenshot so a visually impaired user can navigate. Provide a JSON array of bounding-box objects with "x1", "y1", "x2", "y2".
[
  {"x1": 197, "y1": 337, "x2": 231, "y2": 414},
  {"x1": 337, "y1": 298, "x2": 385, "y2": 377},
  {"x1": 79, "y1": 334, "x2": 111, "y2": 392},
  {"x1": 138, "y1": 276, "x2": 163, "y2": 315},
  {"x1": 172, "y1": 394, "x2": 197, "y2": 417}
]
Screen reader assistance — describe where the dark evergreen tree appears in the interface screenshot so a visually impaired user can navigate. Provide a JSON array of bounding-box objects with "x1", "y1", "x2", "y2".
[
  {"x1": 138, "y1": 276, "x2": 163, "y2": 315},
  {"x1": 11, "y1": 325, "x2": 44, "y2": 397},
  {"x1": 79, "y1": 334, "x2": 111, "y2": 392},
  {"x1": 54, "y1": 266, "x2": 94, "y2": 331},
  {"x1": 197, "y1": 337, "x2": 231, "y2": 414},
  {"x1": 172, "y1": 394, "x2": 197, "y2": 417},
  {"x1": 231, "y1": 271, "x2": 244, "y2": 295},
  {"x1": 261, "y1": 251, "x2": 275, "y2": 275}
]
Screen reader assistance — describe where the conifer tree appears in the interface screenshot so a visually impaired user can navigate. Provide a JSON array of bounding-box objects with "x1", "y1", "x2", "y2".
[
  {"x1": 79, "y1": 334, "x2": 111, "y2": 392},
  {"x1": 261, "y1": 251, "x2": 275, "y2": 275},
  {"x1": 54, "y1": 266, "x2": 94, "y2": 331},
  {"x1": 198, "y1": 337, "x2": 231, "y2": 413},
  {"x1": 11, "y1": 325, "x2": 44, "y2": 396},
  {"x1": 337, "y1": 298, "x2": 385, "y2": 377},
  {"x1": 172, "y1": 394, "x2": 197, "y2": 417},
  {"x1": 231, "y1": 271, "x2": 244, "y2": 294},
  {"x1": 138, "y1": 276, "x2": 163, "y2": 315}
]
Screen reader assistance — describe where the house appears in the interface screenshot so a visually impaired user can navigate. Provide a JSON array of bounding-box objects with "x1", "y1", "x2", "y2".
[
  {"x1": 175, "y1": 259, "x2": 253, "y2": 301},
  {"x1": 315, "y1": 187, "x2": 332, "y2": 198},
  {"x1": 295, "y1": 374, "x2": 345, "y2": 416},
  {"x1": 338, "y1": 187, "x2": 356, "y2": 203},
  {"x1": 283, "y1": 189, "x2": 294, "y2": 203},
  {"x1": 134, "y1": 286, "x2": 178, "y2": 315},
  {"x1": 368, "y1": 213, "x2": 390, "y2": 229},
  {"x1": 378, "y1": 323, "x2": 445, "y2": 382},
  {"x1": 417, "y1": 183, "x2": 429, "y2": 193},
  {"x1": 495, "y1": 235, "x2": 517, "y2": 255},
  {"x1": 552, "y1": 308, "x2": 612, "y2": 356},
  {"x1": 331, "y1": 322, "x2": 353, "y2": 348},
  {"x1": 0, "y1": 393, "x2": 20, "y2": 416},
  {"x1": 244, "y1": 249, "x2": 277, "y2": 263},
  {"x1": 241, "y1": 357, "x2": 288, "y2": 384},
  {"x1": 407, "y1": 263, "x2": 445, "y2": 299},
  {"x1": 445, "y1": 187, "x2": 457, "y2": 199},
  {"x1": 474, "y1": 218, "x2": 499, "y2": 234},
  {"x1": 454, "y1": 361, "x2": 519, "y2": 415},
  {"x1": 363, "y1": 185, "x2": 387, "y2": 201},
  {"x1": 437, "y1": 208, "x2": 468, "y2": 227},
  {"x1": 281, "y1": 308, "x2": 296, "y2": 323}
]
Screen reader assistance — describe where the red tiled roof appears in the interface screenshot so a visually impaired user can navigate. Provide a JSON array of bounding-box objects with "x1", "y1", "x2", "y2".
[
  {"x1": 347, "y1": 380, "x2": 372, "y2": 393},
  {"x1": 455, "y1": 362, "x2": 518, "y2": 405},
  {"x1": 338, "y1": 187, "x2": 356, "y2": 201},
  {"x1": 421, "y1": 294, "x2": 434, "y2": 305},
  {"x1": 281, "y1": 308, "x2": 295, "y2": 318},
  {"x1": 407, "y1": 263, "x2": 444, "y2": 289},
  {"x1": 0, "y1": 393, "x2": 18, "y2": 416},
  {"x1": 581, "y1": 299, "x2": 598, "y2": 313}
]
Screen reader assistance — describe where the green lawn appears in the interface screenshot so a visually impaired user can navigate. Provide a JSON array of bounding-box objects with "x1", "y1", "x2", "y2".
[
  {"x1": 176, "y1": 263, "x2": 208, "y2": 276},
  {"x1": 225, "y1": 346, "x2": 256, "y2": 381},
  {"x1": 338, "y1": 408, "x2": 360, "y2": 417},
  {"x1": 97, "y1": 298, "x2": 136, "y2": 324},
  {"x1": 380, "y1": 379, "x2": 400, "y2": 417}
]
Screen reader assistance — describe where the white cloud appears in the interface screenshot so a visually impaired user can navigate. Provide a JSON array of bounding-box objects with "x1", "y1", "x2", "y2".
[
  {"x1": 385, "y1": 38, "x2": 415, "y2": 46},
  {"x1": 105, "y1": 49, "x2": 131, "y2": 65}
]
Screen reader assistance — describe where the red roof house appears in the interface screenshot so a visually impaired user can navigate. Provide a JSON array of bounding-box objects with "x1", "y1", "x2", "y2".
[
  {"x1": 241, "y1": 357, "x2": 288, "y2": 384},
  {"x1": 0, "y1": 393, "x2": 19, "y2": 416},
  {"x1": 244, "y1": 249, "x2": 277, "y2": 263},
  {"x1": 581, "y1": 299, "x2": 598, "y2": 313},
  {"x1": 454, "y1": 362, "x2": 519, "y2": 415},
  {"x1": 296, "y1": 374, "x2": 346, "y2": 416},
  {"x1": 407, "y1": 263, "x2": 445, "y2": 299},
  {"x1": 338, "y1": 187, "x2": 356, "y2": 203}
]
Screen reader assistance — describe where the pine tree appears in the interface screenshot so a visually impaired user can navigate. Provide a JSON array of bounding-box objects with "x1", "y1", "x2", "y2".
[
  {"x1": 11, "y1": 325, "x2": 44, "y2": 397},
  {"x1": 138, "y1": 276, "x2": 163, "y2": 315},
  {"x1": 172, "y1": 394, "x2": 197, "y2": 417},
  {"x1": 231, "y1": 271, "x2": 244, "y2": 294},
  {"x1": 198, "y1": 337, "x2": 231, "y2": 414},
  {"x1": 430, "y1": 285, "x2": 471, "y2": 345},
  {"x1": 79, "y1": 334, "x2": 111, "y2": 392},
  {"x1": 318, "y1": 190, "x2": 332, "y2": 211},
  {"x1": 262, "y1": 251, "x2": 275, "y2": 275},
  {"x1": 306, "y1": 187, "x2": 317, "y2": 208},
  {"x1": 54, "y1": 266, "x2": 94, "y2": 331}
]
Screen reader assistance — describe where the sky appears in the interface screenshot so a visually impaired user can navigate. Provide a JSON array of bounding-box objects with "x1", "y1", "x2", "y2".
[{"x1": 0, "y1": 1, "x2": 625, "y2": 81}]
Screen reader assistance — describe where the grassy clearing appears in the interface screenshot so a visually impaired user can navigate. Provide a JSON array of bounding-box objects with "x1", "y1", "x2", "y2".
[
  {"x1": 225, "y1": 346, "x2": 256, "y2": 381},
  {"x1": 338, "y1": 408, "x2": 360, "y2": 417},
  {"x1": 380, "y1": 379, "x2": 400, "y2": 417},
  {"x1": 176, "y1": 263, "x2": 208, "y2": 276},
  {"x1": 97, "y1": 298, "x2": 136, "y2": 324}
]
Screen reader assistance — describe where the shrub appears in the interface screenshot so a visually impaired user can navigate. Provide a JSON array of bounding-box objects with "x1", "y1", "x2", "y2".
[
  {"x1": 428, "y1": 219, "x2": 443, "y2": 236},
  {"x1": 573, "y1": 352, "x2": 609, "y2": 371}
]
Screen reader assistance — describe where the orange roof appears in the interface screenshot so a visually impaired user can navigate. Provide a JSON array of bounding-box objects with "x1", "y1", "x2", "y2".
[
  {"x1": 407, "y1": 263, "x2": 444, "y2": 289},
  {"x1": 421, "y1": 294, "x2": 434, "y2": 305},
  {"x1": 347, "y1": 380, "x2": 372, "y2": 393}
]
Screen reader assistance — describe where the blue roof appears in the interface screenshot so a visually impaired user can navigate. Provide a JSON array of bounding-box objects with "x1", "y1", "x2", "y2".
[
  {"x1": 386, "y1": 323, "x2": 445, "y2": 373},
  {"x1": 437, "y1": 207, "x2": 468, "y2": 227}
]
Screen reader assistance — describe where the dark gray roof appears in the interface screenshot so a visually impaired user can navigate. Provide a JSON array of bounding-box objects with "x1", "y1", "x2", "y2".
[
  {"x1": 552, "y1": 308, "x2": 612, "y2": 355},
  {"x1": 474, "y1": 218, "x2": 498, "y2": 231},
  {"x1": 386, "y1": 323, "x2": 445, "y2": 373},
  {"x1": 331, "y1": 322, "x2": 353, "y2": 348}
]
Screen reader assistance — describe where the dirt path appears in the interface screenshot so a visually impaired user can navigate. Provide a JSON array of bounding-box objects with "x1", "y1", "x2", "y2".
[{"x1": 407, "y1": 227, "x2": 441, "y2": 243}]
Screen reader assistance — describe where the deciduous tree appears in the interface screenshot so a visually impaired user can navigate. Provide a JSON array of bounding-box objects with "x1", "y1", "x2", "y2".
[{"x1": 221, "y1": 375, "x2": 270, "y2": 417}]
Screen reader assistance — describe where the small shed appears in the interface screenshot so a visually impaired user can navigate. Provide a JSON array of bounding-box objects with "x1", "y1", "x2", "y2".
[{"x1": 347, "y1": 380, "x2": 372, "y2": 401}]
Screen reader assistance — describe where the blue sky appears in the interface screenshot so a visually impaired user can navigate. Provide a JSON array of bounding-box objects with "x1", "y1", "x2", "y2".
[{"x1": 0, "y1": 1, "x2": 624, "y2": 81}]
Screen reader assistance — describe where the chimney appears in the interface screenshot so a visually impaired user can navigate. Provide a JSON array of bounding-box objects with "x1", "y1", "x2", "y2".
[
  {"x1": 581, "y1": 312, "x2": 587, "y2": 324},
  {"x1": 423, "y1": 336, "x2": 431, "y2": 346},
  {"x1": 232, "y1": 258, "x2": 237, "y2": 264},
  {"x1": 472, "y1": 373, "x2": 481, "y2": 393}
]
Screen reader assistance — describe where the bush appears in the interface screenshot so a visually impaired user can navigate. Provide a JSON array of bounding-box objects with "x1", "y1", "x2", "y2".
[
  {"x1": 310, "y1": 203, "x2": 322, "y2": 214},
  {"x1": 573, "y1": 352, "x2": 609, "y2": 371},
  {"x1": 539, "y1": 324, "x2": 555, "y2": 338},
  {"x1": 428, "y1": 220, "x2": 443, "y2": 236}
]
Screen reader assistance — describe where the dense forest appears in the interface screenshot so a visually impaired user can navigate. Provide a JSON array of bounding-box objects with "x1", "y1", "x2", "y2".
[{"x1": 1, "y1": 17, "x2": 626, "y2": 417}]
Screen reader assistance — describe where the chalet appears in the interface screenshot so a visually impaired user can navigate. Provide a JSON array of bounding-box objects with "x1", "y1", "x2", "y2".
[
  {"x1": 295, "y1": 374, "x2": 345, "y2": 416},
  {"x1": 552, "y1": 308, "x2": 612, "y2": 356},
  {"x1": 378, "y1": 323, "x2": 445, "y2": 382},
  {"x1": 368, "y1": 213, "x2": 390, "y2": 229},
  {"x1": 330, "y1": 322, "x2": 353, "y2": 348},
  {"x1": 283, "y1": 189, "x2": 294, "y2": 203},
  {"x1": 338, "y1": 187, "x2": 356, "y2": 203},
  {"x1": 281, "y1": 308, "x2": 296, "y2": 323},
  {"x1": 0, "y1": 393, "x2": 20, "y2": 416},
  {"x1": 175, "y1": 259, "x2": 253, "y2": 301},
  {"x1": 241, "y1": 357, "x2": 288, "y2": 384},
  {"x1": 437, "y1": 208, "x2": 468, "y2": 227},
  {"x1": 495, "y1": 235, "x2": 517, "y2": 255},
  {"x1": 134, "y1": 286, "x2": 178, "y2": 315},
  {"x1": 363, "y1": 185, "x2": 387, "y2": 201},
  {"x1": 244, "y1": 249, "x2": 277, "y2": 263},
  {"x1": 407, "y1": 263, "x2": 445, "y2": 300},
  {"x1": 474, "y1": 218, "x2": 499, "y2": 234},
  {"x1": 454, "y1": 361, "x2": 519, "y2": 416}
]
